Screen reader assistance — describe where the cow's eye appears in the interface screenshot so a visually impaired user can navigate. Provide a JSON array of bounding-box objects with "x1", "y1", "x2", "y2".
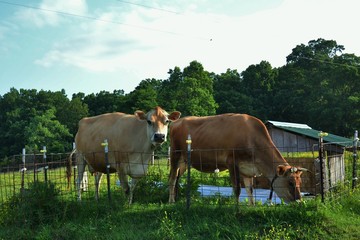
[
  {"x1": 165, "y1": 119, "x2": 170, "y2": 124},
  {"x1": 147, "y1": 120, "x2": 152, "y2": 125}
]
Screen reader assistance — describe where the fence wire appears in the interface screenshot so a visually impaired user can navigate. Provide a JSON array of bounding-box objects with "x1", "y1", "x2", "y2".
[{"x1": 0, "y1": 145, "x2": 358, "y2": 210}]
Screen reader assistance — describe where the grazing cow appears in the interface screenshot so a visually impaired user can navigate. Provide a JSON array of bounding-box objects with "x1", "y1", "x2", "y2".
[
  {"x1": 67, "y1": 106, "x2": 181, "y2": 203},
  {"x1": 168, "y1": 113, "x2": 308, "y2": 204}
]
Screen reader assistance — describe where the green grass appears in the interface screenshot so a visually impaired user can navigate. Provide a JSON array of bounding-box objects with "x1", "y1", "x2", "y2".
[
  {"x1": 282, "y1": 151, "x2": 318, "y2": 158},
  {"x1": 1, "y1": 155, "x2": 359, "y2": 239},
  {"x1": 0, "y1": 181, "x2": 359, "y2": 240}
]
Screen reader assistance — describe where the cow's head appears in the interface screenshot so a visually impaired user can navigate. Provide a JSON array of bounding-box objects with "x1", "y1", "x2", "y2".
[
  {"x1": 135, "y1": 106, "x2": 181, "y2": 146},
  {"x1": 272, "y1": 165, "x2": 309, "y2": 202}
]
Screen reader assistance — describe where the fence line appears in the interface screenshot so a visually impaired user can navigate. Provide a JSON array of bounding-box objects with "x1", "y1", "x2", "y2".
[{"x1": 0, "y1": 143, "x2": 358, "y2": 208}]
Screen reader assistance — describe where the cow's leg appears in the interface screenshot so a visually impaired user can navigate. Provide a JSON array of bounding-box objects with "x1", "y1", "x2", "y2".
[
  {"x1": 76, "y1": 154, "x2": 86, "y2": 201},
  {"x1": 228, "y1": 163, "x2": 241, "y2": 202},
  {"x1": 81, "y1": 171, "x2": 88, "y2": 192},
  {"x1": 168, "y1": 167, "x2": 179, "y2": 203},
  {"x1": 168, "y1": 154, "x2": 186, "y2": 203},
  {"x1": 118, "y1": 171, "x2": 130, "y2": 195},
  {"x1": 243, "y1": 176, "x2": 255, "y2": 205},
  {"x1": 174, "y1": 166, "x2": 186, "y2": 201},
  {"x1": 128, "y1": 178, "x2": 138, "y2": 204},
  {"x1": 94, "y1": 172, "x2": 103, "y2": 201}
]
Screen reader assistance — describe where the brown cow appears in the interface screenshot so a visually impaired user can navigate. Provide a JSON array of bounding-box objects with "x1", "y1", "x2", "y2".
[
  {"x1": 67, "y1": 106, "x2": 181, "y2": 203},
  {"x1": 168, "y1": 113, "x2": 308, "y2": 204}
]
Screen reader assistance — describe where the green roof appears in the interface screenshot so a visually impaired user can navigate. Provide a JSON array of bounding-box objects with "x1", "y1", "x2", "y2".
[{"x1": 266, "y1": 121, "x2": 353, "y2": 147}]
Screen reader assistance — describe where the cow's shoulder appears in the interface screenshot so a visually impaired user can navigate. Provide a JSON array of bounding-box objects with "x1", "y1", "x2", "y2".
[
  {"x1": 77, "y1": 112, "x2": 135, "y2": 134},
  {"x1": 170, "y1": 116, "x2": 199, "y2": 130}
]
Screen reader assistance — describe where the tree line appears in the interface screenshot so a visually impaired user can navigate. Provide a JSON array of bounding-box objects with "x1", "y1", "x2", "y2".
[{"x1": 1, "y1": 38, "x2": 359, "y2": 158}]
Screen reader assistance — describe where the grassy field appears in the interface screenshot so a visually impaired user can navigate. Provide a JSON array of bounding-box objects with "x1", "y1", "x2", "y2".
[
  {"x1": 1, "y1": 155, "x2": 359, "y2": 239},
  {"x1": 0, "y1": 179, "x2": 359, "y2": 240}
]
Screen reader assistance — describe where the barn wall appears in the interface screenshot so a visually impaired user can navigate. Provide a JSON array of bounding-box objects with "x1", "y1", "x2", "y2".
[
  {"x1": 268, "y1": 128, "x2": 318, "y2": 152},
  {"x1": 327, "y1": 154, "x2": 345, "y2": 187}
]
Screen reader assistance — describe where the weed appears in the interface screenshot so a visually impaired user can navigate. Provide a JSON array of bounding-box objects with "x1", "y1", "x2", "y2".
[
  {"x1": 156, "y1": 210, "x2": 185, "y2": 240},
  {"x1": 2, "y1": 181, "x2": 64, "y2": 227}
]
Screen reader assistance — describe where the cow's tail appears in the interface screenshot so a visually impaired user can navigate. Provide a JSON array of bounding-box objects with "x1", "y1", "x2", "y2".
[{"x1": 66, "y1": 148, "x2": 76, "y2": 189}]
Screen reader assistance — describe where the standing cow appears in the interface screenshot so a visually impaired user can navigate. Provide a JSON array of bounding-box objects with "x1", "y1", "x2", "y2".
[
  {"x1": 168, "y1": 113, "x2": 308, "y2": 204},
  {"x1": 67, "y1": 106, "x2": 181, "y2": 203}
]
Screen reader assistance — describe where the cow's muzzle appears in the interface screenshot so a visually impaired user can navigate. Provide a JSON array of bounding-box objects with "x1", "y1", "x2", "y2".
[{"x1": 153, "y1": 133, "x2": 166, "y2": 143}]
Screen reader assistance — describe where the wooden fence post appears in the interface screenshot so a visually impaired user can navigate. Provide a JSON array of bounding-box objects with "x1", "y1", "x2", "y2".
[
  {"x1": 318, "y1": 131, "x2": 328, "y2": 203},
  {"x1": 352, "y1": 130, "x2": 358, "y2": 189}
]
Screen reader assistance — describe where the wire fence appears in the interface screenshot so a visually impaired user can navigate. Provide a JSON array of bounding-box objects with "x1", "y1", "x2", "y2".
[
  {"x1": 0, "y1": 153, "x2": 71, "y2": 204},
  {"x1": 0, "y1": 139, "x2": 358, "y2": 210}
]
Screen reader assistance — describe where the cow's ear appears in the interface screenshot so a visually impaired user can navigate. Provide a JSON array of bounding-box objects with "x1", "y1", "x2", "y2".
[
  {"x1": 168, "y1": 111, "x2": 181, "y2": 121},
  {"x1": 276, "y1": 165, "x2": 289, "y2": 176},
  {"x1": 134, "y1": 110, "x2": 147, "y2": 120}
]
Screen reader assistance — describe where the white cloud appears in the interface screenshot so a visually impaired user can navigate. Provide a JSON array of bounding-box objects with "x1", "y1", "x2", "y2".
[
  {"x1": 14, "y1": 0, "x2": 88, "y2": 27},
  {"x1": 34, "y1": 0, "x2": 360, "y2": 79},
  {"x1": 2, "y1": 0, "x2": 360, "y2": 97},
  {"x1": 33, "y1": 2, "x2": 282, "y2": 76},
  {"x1": 34, "y1": 7, "x2": 143, "y2": 72}
]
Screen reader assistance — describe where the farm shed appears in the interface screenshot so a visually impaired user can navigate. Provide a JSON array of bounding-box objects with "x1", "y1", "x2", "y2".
[
  {"x1": 265, "y1": 120, "x2": 352, "y2": 153},
  {"x1": 265, "y1": 120, "x2": 353, "y2": 194}
]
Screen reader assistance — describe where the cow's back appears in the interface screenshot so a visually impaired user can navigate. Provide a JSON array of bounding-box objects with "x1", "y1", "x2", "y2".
[
  {"x1": 170, "y1": 114, "x2": 279, "y2": 172},
  {"x1": 170, "y1": 113, "x2": 272, "y2": 150},
  {"x1": 75, "y1": 112, "x2": 148, "y2": 155}
]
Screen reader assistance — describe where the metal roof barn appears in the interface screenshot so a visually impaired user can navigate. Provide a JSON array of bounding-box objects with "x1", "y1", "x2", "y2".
[
  {"x1": 265, "y1": 120, "x2": 352, "y2": 153},
  {"x1": 265, "y1": 120, "x2": 354, "y2": 195}
]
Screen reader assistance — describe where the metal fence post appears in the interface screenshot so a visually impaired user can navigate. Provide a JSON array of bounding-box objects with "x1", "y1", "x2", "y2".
[
  {"x1": 318, "y1": 131, "x2": 328, "y2": 203},
  {"x1": 102, "y1": 139, "x2": 111, "y2": 202},
  {"x1": 41, "y1": 146, "x2": 48, "y2": 183},
  {"x1": 167, "y1": 147, "x2": 171, "y2": 169},
  {"x1": 33, "y1": 153, "x2": 37, "y2": 182},
  {"x1": 352, "y1": 130, "x2": 358, "y2": 189},
  {"x1": 186, "y1": 134, "x2": 192, "y2": 210},
  {"x1": 72, "y1": 142, "x2": 77, "y2": 189},
  {"x1": 20, "y1": 148, "x2": 26, "y2": 191}
]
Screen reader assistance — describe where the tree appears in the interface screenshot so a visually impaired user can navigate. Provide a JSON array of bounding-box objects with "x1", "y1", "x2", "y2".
[
  {"x1": 84, "y1": 89, "x2": 127, "y2": 116},
  {"x1": 59, "y1": 97, "x2": 89, "y2": 136},
  {"x1": 277, "y1": 38, "x2": 360, "y2": 136},
  {"x1": 286, "y1": 38, "x2": 344, "y2": 66},
  {"x1": 158, "y1": 66, "x2": 183, "y2": 112},
  {"x1": 0, "y1": 88, "x2": 37, "y2": 156},
  {"x1": 162, "y1": 61, "x2": 218, "y2": 116},
  {"x1": 125, "y1": 79, "x2": 161, "y2": 112},
  {"x1": 272, "y1": 64, "x2": 308, "y2": 123},
  {"x1": 315, "y1": 53, "x2": 360, "y2": 135},
  {"x1": 213, "y1": 69, "x2": 246, "y2": 114},
  {"x1": 24, "y1": 108, "x2": 72, "y2": 153},
  {"x1": 240, "y1": 61, "x2": 277, "y2": 119},
  {"x1": 0, "y1": 88, "x2": 75, "y2": 156}
]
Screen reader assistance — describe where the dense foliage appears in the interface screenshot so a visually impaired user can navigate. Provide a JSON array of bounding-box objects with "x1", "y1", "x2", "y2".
[{"x1": 1, "y1": 38, "x2": 360, "y2": 158}]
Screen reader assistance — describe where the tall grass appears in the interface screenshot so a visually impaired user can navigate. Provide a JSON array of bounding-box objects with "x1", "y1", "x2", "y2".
[
  {"x1": 0, "y1": 153, "x2": 359, "y2": 239},
  {"x1": 0, "y1": 180, "x2": 359, "y2": 240}
]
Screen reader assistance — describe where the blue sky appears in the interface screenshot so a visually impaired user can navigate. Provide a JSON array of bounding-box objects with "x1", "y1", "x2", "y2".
[{"x1": 1, "y1": 0, "x2": 359, "y2": 98}]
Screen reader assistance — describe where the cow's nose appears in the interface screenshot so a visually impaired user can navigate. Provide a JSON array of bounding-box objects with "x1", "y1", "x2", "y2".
[{"x1": 154, "y1": 133, "x2": 165, "y2": 143}]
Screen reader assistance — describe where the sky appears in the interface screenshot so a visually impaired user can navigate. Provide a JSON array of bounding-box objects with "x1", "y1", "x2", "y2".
[{"x1": 1, "y1": 0, "x2": 360, "y2": 98}]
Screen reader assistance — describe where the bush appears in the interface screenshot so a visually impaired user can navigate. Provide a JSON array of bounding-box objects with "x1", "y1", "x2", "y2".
[
  {"x1": 132, "y1": 165, "x2": 200, "y2": 204},
  {"x1": 1, "y1": 181, "x2": 65, "y2": 227},
  {"x1": 132, "y1": 167, "x2": 170, "y2": 204}
]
